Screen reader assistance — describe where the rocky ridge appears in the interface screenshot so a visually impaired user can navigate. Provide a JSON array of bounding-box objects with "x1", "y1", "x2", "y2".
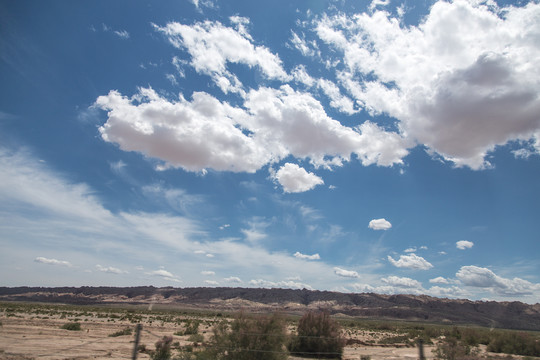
[{"x1": 1, "y1": 286, "x2": 539, "y2": 331}]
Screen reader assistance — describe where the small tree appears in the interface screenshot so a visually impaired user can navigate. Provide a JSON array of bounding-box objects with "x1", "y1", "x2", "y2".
[
  {"x1": 202, "y1": 312, "x2": 288, "y2": 360},
  {"x1": 289, "y1": 311, "x2": 345, "y2": 359}
]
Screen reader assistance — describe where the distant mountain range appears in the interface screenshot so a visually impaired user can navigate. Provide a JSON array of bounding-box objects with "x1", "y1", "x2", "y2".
[{"x1": 2, "y1": 286, "x2": 539, "y2": 331}]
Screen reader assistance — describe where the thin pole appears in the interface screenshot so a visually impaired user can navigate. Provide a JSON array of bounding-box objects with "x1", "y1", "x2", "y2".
[
  {"x1": 132, "y1": 324, "x2": 142, "y2": 360},
  {"x1": 417, "y1": 338, "x2": 425, "y2": 360}
]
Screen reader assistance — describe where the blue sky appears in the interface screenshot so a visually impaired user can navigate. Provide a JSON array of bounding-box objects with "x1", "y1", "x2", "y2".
[{"x1": 1, "y1": 0, "x2": 539, "y2": 303}]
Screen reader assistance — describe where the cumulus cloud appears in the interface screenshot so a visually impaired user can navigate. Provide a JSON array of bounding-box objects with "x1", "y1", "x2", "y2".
[
  {"x1": 34, "y1": 257, "x2": 72, "y2": 267},
  {"x1": 249, "y1": 279, "x2": 313, "y2": 290},
  {"x1": 224, "y1": 276, "x2": 243, "y2": 283},
  {"x1": 96, "y1": 85, "x2": 408, "y2": 179},
  {"x1": 368, "y1": 218, "x2": 392, "y2": 230},
  {"x1": 387, "y1": 253, "x2": 433, "y2": 270},
  {"x1": 353, "y1": 276, "x2": 425, "y2": 295},
  {"x1": 274, "y1": 163, "x2": 324, "y2": 193},
  {"x1": 381, "y1": 275, "x2": 422, "y2": 289},
  {"x1": 456, "y1": 240, "x2": 474, "y2": 250},
  {"x1": 456, "y1": 265, "x2": 540, "y2": 296},
  {"x1": 155, "y1": 20, "x2": 289, "y2": 94},
  {"x1": 429, "y1": 276, "x2": 449, "y2": 284},
  {"x1": 204, "y1": 280, "x2": 219, "y2": 286},
  {"x1": 315, "y1": 1, "x2": 540, "y2": 169},
  {"x1": 146, "y1": 269, "x2": 181, "y2": 283},
  {"x1": 201, "y1": 270, "x2": 215, "y2": 276},
  {"x1": 334, "y1": 267, "x2": 359, "y2": 278},
  {"x1": 294, "y1": 251, "x2": 321, "y2": 260},
  {"x1": 96, "y1": 264, "x2": 128, "y2": 274},
  {"x1": 428, "y1": 285, "x2": 468, "y2": 298}
]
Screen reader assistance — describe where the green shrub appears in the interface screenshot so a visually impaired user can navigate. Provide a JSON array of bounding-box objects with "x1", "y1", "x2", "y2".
[
  {"x1": 108, "y1": 327, "x2": 132, "y2": 337},
  {"x1": 487, "y1": 331, "x2": 540, "y2": 357},
  {"x1": 202, "y1": 312, "x2": 288, "y2": 360},
  {"x1": 183, "y1": 320, "x2": 200, "y2": 335},
  {"x1": 288, "y1": 311, "x2": 345, "y2": 359},
  {"x1": 61, "y1": 322, "x2": 81, "y2": 331},
  {"x1": 188, "y1": 333, "x2": 204, "y2": 343}
]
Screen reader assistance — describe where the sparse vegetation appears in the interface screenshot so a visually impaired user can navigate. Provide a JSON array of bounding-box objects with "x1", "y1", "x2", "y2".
[
  {"x1": 202, "y1": 312, "x2": 288, "y2": 360},
  {"x1": 150, "y1": 336, "x2": 173, "y2": 360},
  {"x1": 289, "y1": 311, "x2": 345, "y2": 359},
  {"x1": 108, "y1": 327, "x2": 132, "y2": 337},
  {"x1": 61, "y1": 322, "x2": 81, "y2": 331},
  {"x1": 2, "y1": 299, "x2": 540, "y2": 359}
]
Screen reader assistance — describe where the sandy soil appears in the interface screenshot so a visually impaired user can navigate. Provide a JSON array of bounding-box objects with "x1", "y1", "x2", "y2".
[{"x1": 0, "y1": 309, "x2": 437, "y2": 360}]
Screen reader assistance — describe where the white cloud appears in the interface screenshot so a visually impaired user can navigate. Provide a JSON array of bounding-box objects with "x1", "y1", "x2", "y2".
[
  {"x1": 96, "y1": 85, "x2": 408, "y2": 178},
  {"x1": 427, "y1": 285, "x2": 468, "y2": 298},
  {"x1": 34, "y1": 257, "x2": 72, "y2": 267},
  {"x1": 353, "y1": 276, "x2": 425, "y2": 295},
  {"x1": 240, "y1": 217, "x2": 269, "y2": 243},
  {"x1": 244, "y1": 85, "x2": 408, "y2": 168},
  {"x1": 0, "y1": 148, "x2": 369, "y2": 290},
  {"x1": 317, "y1": 78, "x2": 358, "y2": 115},
  {"x1": 456, "y1": 265, "x2": 540, "y2": 296},
  {"x1": 387, "y1": 253, "x2": 433, "y2": 270},
  {"x1": 294, "y1": 251, "x2": 321, "y2": 260},
  {"x1": 334, "y1": 267, "x2": 359, "y2": 278},
  {"x1": 249, "y1": 279, "x2": 313, "y2": 290},
  {"x1": 292, "y1": 65, "x2": 316, "y2": 87},
  {"x1": 146, "y1": 269, "x2": 182, "y2": 283},
  {"x1": 274, "y1": 163, "x2": 324, "y2": 193},
  {"x1": 201, "y1": 270, "x2": 215, "y2": 276},
  {"x1": 368, "y1": 218, "x2": 392, "y2": 230},
  {"x1": 429, "y1": 276, "x2": 449, "y2": 284},
  {"x1": 315, "y1": 1, "x2": 540, "y2": 169},
  {"x1": 96, "y1": 264, "x2": 128, "y2": 274},
  {"x1": 204, "y1": 280, "x2": 219, "y2": 286},
  {"x1": 155, "y1": 20, "x2": 289, "y2": 94},
  {"x1": 114, "y1": 30, "x2": 130, "y2": 39},
  {"x1": 96, "y1": 88, "x2": 268, "y2": 173},
  {"x1": 456, "y1": 240, "x2": 474, "y2": 250},
  {"x1": 147, "y1": 269, "x2": 175, "y2": 278},
  {"x1": 404, "y1": 247, "x2": 416, "y2": 253},
  {"x1": 290, "y1": 31, "x2": 319, "y2": 57},
  {"x1": 224, "y1": 276, "x2": 243, "y2": 283},
  {"x1": 381, "y1": 275, "x2": 422, "y2": 289}
]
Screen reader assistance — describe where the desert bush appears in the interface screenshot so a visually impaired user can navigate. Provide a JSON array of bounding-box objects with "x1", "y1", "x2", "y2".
[
  {"x1": 183, "y1": 320, "x2": 200, "y2": 335},
  {"x1": 61, "y1": 322, "x2": 81, "y2": 331},
  {"x1": 151, "y1": 336, "x2": 173, "y2": 360},
  {"x1": 108, "y1": 327, "x2": 132, "y2": 337},
  {"x1": 202, "y1": 312, "x2": 288, "y2": 360},
  {"x1": 289, "y1": 311, "x2": 345, "y2": 359},
  {"x1": 433, "y1": 336, "x2": 480, "y2": 360},
  {"x1": 487, "y1": 331, "x2": 540, "y2": 357},
  {"x1": 188, "y1": 333, "x2": 204, "y2": 343}
]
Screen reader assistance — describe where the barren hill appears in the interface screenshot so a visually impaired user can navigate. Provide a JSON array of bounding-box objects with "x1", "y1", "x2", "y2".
[{"x1": 2, "y1": 286, "x2": 539, "y2": 331}]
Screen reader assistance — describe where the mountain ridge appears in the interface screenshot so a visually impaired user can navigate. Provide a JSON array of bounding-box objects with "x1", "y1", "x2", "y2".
[{"x1": 1, "y1": 286, "x2": 539, "y2": 331}]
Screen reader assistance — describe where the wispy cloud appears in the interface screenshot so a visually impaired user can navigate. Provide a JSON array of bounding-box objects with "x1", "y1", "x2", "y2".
[
  {"x1": 96, "y1": 264, "x2": 128, "y2": 274},
  {"x1": 34, "y1": 257, "x2": 72, "y2": 267},
  {"x1": 294, "y1": 252, "x2": 321, "y2": 260}
]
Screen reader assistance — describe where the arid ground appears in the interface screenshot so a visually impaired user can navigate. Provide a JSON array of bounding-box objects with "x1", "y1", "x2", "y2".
[{"x1": 3, "y1": 301, "x2": 531, "y2": 360}]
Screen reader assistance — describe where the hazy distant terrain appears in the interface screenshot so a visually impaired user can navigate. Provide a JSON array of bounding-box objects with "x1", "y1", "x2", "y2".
[{"x1": 2, "y1": 287, "x2": 539, "y2": 331}]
